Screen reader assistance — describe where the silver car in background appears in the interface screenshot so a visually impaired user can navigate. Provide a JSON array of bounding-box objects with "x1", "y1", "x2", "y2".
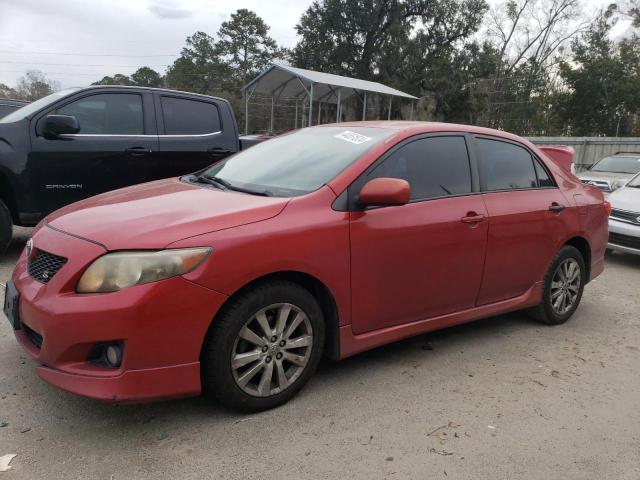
[
  {"x1": 608, "y1": 171, "x2": 640, "y2": 255},
  {"x1": 578, "y1": 153, "x2": 640, "y2": 194}
]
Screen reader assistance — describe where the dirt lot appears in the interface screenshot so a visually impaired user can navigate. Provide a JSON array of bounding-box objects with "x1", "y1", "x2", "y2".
[{"x1": 1, "y1": 227, "x2": 639, "y2": 479}]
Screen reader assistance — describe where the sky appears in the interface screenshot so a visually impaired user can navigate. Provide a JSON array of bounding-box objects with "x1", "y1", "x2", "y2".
[{"x1": 0, "y1": 0, "x2": 624, "y2": 90}]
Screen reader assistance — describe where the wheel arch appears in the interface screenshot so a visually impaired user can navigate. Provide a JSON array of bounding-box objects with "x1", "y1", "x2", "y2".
[
  {"x1": 563, "y1": 235, "x2": 591, "y2": 281},
  {"x1": 0, "y1": 169, "x2": 19, "y2": 224},
  {"x1": 203, "y1": 270, "x2": 342, "y2": 361}
]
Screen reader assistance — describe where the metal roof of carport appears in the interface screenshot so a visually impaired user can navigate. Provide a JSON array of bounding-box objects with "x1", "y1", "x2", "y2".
[{"x1": 241, "y1": 63, "x2": 418, "y2": 133}]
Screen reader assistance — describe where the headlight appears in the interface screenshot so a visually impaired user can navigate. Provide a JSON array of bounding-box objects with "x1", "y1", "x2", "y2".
[{"x1": 77, "y1": 248, "x2": 211, "y2": 293}]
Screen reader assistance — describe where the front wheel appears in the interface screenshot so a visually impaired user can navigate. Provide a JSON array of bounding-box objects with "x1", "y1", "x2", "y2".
[
  {"x1": 0, "y1": 200, "x2": 12, "y2": 254},
  {"x1": 201, "y1": 280, "x2": 325, "y2": 412},
  {"x1": 529, "y1": 245, "x2": 586, "y2": 325}
]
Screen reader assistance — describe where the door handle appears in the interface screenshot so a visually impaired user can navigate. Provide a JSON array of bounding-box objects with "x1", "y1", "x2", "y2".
[
  {"x1": 207, "y1": 147, "x2": 232, "y2": 157},
  {"x1": 549, "y1": 202, "x2": 565, "y2": 213},
  {"x1": 461, "y1": 212, "x2": 486, "y2": 224},
  {"x1": 125, "y1": 147, "x2": 151, "y2": 157}
]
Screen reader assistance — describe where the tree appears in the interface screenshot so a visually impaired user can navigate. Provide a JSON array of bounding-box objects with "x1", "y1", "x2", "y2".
[
  {"x1": 92, "y1": 73, "x2": 134, "y2": 86},
  {"x1": 14, "y1": 70, "x2": 59, "y2": 101},
  {"x1": 0, "y1": 83, "x2": 18, "y2": 99},
  {"x1": 131, "y1": 67, "x2": 163, "y2": 87},
  {"x1": 217, "y1": 9, "x2": 283, "y2": 87},
  {"x1": 558, "y1": 11, "x2": 640, "y2": 135},
  {"x1": 165, "y1": 31, "x2": 231, "y2": 94}
]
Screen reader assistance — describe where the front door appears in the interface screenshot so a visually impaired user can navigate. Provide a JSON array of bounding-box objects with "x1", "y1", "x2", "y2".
[
  {"x1": 349, "y1": 135, "x2": 489, "y2": 335},
  {"x1": 29, "y1": 91, "x2": 158, "y2": 215}
]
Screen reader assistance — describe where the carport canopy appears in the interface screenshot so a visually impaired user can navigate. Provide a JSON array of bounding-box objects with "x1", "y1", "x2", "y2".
[{"x1": 241, "y1": 63, "x2": 419, "y2": 133}]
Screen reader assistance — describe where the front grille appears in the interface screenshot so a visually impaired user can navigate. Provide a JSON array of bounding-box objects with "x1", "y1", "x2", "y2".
[
  {"x1": 610, "y1": 208, "x2": 640, "y2": 225},
  {"x1": 27, "y1": 249, "x2": 68, "y2": 284},
  {"x1": 22, "y1": 323, "x2": 43, "y2": 349},
  {"x1": 609, "y1": 232, "x2": 640, "y2": 250}
]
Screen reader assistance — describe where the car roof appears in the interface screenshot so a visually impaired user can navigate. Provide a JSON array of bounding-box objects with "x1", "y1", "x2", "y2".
[
  {"x1": 317, "y1": 120, "x2": 529, "y2": 144},
  {"x1": 81, "y1": 85, "x2": 226, "y2": 102}
]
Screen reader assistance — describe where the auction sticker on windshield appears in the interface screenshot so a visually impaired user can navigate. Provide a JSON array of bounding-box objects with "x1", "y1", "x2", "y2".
[{"x1": 334, "y1": 131, "x2": 372, "y2": 145}]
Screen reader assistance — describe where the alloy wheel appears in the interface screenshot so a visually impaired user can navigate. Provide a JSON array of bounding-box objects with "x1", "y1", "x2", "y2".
[
  {"x1": 550, "y1": 258, "x2": 581, "y2": 315},
  {"x1": 231, "y1": 303, "x2": 313, "y2": 397}
]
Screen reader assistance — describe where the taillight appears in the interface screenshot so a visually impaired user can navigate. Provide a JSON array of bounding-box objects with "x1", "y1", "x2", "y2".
[{"x1": 603, "y1": 201, "x2": 612, "y2": 217}]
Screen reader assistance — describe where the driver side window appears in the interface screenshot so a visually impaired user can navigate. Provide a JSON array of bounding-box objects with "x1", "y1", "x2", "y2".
[
  {"x1": 366, "y1": 136, "x2": 473, "y2": 201},
  {"x1": 55, "y1": 93, "x2": 144, "y2": 135}
]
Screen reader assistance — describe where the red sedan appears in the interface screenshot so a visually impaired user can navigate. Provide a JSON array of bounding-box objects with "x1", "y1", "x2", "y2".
[{"x1": 4, "y1": 122, "x2": 609, "y2": 411}]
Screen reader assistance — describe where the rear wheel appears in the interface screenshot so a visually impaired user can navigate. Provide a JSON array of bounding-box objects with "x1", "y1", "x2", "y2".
[
  {"x1": 201, "y1": 280, "x2": 325, "y2": 412},
  {"x1": 529, "y1": 245, "x2": 586, "y2": 325},
  {"x1": 0, "y1": 200, "x2": 12, "y2": 254}
]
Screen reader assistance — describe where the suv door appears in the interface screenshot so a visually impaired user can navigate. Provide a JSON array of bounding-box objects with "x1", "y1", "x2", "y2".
[
  {"x1": 474, "y1": 136, "x2": 570, "y2": 305},
  {"x1": 349, "y1": 134, "x2": 489, "y2": 335},
  {"x1": 29, "y1": 91, "x2": 158, "y2": 214},
  {"x1": 155, "y1": 94, "x2": 238, "y2": 179}
]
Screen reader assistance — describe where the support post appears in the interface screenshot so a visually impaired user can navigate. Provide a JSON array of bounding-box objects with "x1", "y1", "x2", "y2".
[
  {"x1": 336, "y1": 89, "x2": 341, "y2": 123},
  {"x1": 270, "y1": 95, "x2": 275, "y2": 133},
  {"x1": 308, "y1": 83, "x2": 314, "y2": 127},
  {"x1": 294, "y1": 99, "x2": 299, "y2": 130},
  {"x1": 317, "y1": 101, "x2": 322, "y2": 125},
  {"x1": 388, "y1": 96, "x2": 392, "y2": 120},
  {"x1": 244, "y1": 90, "x2": 249, "y2": 135},
  {"x1": 302, "y1": 96, "x2": 307, "y2": 128},
  {"x1": 362, "y1": 91, "x2": 367, "y2": 121},
  {"x1": 410, "y1": 100, "x2": 415, "y2": 120}
]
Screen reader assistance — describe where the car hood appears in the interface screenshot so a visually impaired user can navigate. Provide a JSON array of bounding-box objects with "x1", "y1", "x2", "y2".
[
  {"x1": 608, "y1": 186, "x2": 640, "y2": 213},
  {"x1": 46, "y1": 178, "x2": 290, "y2": 250}
]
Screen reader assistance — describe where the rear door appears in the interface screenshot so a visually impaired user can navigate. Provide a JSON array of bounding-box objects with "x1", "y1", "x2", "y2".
[
  {"x1": 154, "y1": 94, "x2": 239, "y2": 179},
  {"x1": 29, "y1": 90, "x2": 158, "y2": 214},
  {"x1": 349, "y1": 134, "x2": 489, "y2": 334},
  {"x1": 474, "y1": 136, "x2": 569, "y2": 305}
]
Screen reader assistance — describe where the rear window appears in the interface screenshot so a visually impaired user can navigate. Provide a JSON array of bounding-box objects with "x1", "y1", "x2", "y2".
[
  {"x1": 161, "y1": 97, "x2": 221, "y2": 135},
  {"x1": 477, "y1": 138, "x2": 538, "y2": 191}
]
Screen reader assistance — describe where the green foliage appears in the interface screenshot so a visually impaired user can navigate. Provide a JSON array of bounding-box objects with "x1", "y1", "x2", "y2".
[
  {"x1": 14, "y1": 70, "x2": 59, "y2": 101},
  {"x1": 217, "y1": 8, "x2": 284, "y2": 87},
  {"x1": 558, "y1": 13, "x2": 640, "y2": 135}
]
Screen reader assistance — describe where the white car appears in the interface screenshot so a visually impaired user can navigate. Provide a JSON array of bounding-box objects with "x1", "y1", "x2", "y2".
[{"x1": 608, "y1": 171, "x2": 640, "y2": 255}]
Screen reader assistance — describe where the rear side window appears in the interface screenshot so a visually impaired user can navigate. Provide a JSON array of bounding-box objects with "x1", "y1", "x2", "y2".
[
  {"x1": 534, "y1": 158, "x2": 554, "y2": 187},
  {"x1": 477, "y1": 138, "x2": 537, "y2": 191},
  {"x1": 56, "y1": 93, "x2": 143, "y2": 135},
  {"x1": 160, "y1": 97, "x2": 221, "y2": 135},
  {"x1": 367, "y1": 136, "x2": 472, "y2": 201}
]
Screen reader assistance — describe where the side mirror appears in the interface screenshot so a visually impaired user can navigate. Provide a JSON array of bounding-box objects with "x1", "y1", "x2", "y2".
[
  {"x1": 359, "y1": 178, "x2": 410, "y2": 208},
  {"x1": 42, "y1": 115, "x2": 80, "y2": 138}
]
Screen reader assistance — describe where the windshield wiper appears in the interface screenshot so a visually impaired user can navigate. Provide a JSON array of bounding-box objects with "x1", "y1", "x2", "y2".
[
  {"x1": 186, "y1": 174, "x2": 227, "y2": 191},
  {"x1": 201, "y1": 174, "x2": 273, "y2": 197}
]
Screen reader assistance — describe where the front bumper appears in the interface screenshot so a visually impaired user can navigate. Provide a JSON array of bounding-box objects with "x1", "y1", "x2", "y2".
[
  {"x1": 608, "y1": 218, "x2": 640, "y2": 255},
  {"x1": 10, "y1": 225, "x2": 228, "y2": 403}
]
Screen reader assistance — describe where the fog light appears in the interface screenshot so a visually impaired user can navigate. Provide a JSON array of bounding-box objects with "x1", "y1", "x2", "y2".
[{"x1": 105, "y1": 344, "x2": 122, "y2": 368}]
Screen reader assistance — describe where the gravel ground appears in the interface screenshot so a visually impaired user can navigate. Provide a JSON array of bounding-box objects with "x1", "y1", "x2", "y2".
[{"x1": 1, "y1": 227, "x2": 639, "y2": 479}]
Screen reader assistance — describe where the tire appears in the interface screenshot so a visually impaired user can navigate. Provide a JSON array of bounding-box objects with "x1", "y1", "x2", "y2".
[
  {"x1": 201, "y1": 280, "x2": 325, "y2": 412},
  {"x1": 529, "y1": 245, "x2": 586, "y2": 325},
  {"x1": 0, "y1": 199, "x2": 12, "y2": 254}
]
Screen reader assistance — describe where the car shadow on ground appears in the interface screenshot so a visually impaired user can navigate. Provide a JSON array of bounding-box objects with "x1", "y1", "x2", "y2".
[
  {"x1": 29, "y1": 310, "x2": 537, "y2": 429},
  {"x1": 606, "y1": 250, "x2": 640, "y2": 268}
]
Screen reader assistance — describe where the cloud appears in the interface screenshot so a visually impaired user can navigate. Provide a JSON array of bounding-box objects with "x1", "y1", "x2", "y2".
[{"x1": 148, "y1": 1, "x2": 193, "y2": 19}]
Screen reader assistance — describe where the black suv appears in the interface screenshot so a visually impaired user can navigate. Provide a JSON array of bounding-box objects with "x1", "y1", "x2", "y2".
[{"x1": 0, "y1": 86, "x2": 261, "y2": 252}]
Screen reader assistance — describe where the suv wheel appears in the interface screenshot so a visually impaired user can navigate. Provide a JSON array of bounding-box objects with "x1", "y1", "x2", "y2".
[
  {"x1": 0, "y1": 200, "x2": 12, "y2": 253},
  {"x1": 201, "y1": 280, "x2": 325, "y2": 412},
  {"x1": 529, "y1": 245, "x2": 586, "y2": 325}
]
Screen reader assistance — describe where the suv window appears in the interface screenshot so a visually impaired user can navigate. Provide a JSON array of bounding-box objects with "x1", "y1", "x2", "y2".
[
  {"x1": 366, "y1": 136, "x2": 472, "y2": 201},
  {"x1": 161, "y1": 97, "x2": 221, "y2": 135},
  {"x1": 477, "y1": 138, "x2": 537, "y2": 191},
  {"x1": 56, "y1": 93, "x2": 143, "y2": 135}
]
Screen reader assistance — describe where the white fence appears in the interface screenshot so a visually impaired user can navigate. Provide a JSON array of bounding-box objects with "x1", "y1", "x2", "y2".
[{"x1": 528, "y1": 137, "x2": 640, "y2": 172}]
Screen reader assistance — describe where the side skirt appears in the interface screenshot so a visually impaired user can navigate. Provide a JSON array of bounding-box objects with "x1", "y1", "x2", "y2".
[{"x1": 338, "y1": 281, "x2": 543, "y2": 359}]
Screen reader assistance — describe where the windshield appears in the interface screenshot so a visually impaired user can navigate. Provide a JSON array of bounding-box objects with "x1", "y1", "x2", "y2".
[
  {"x1": 627, "y1": 171, "x2": 640, "y2": 187},
  {"x1": 591, "y1": 155, "x2": 640, "y2": 174},
  {"x1": 0, "y1": 88, "x2": 81, "y2": 123},
  {"x1": 197, "y1": 127, "x2": 396, "y2": 197}
]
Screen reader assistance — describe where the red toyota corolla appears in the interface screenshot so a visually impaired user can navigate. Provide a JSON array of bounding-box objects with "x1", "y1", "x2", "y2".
[{"x1": 5, "y1": 122, "x2": 608, "y2": 411}]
